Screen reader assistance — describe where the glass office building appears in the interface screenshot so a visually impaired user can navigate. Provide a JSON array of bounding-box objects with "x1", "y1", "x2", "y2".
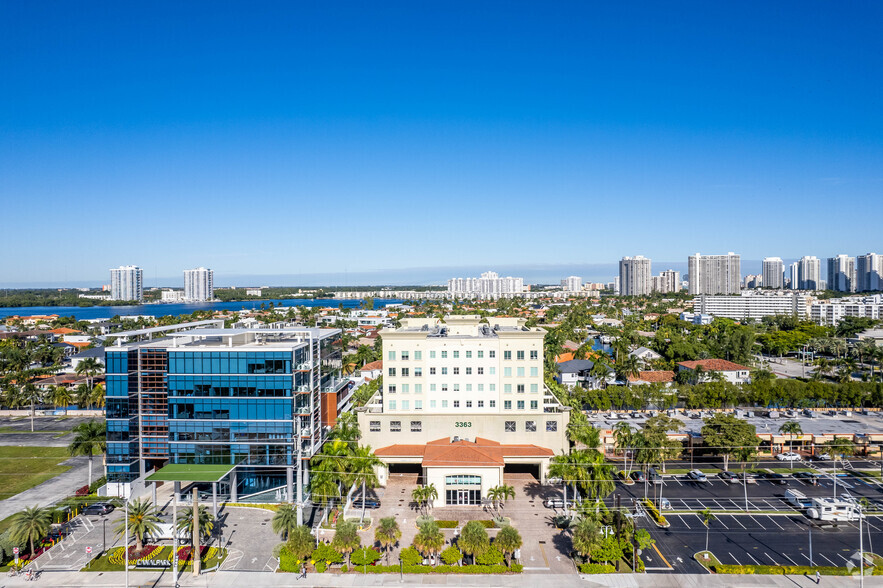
[{"x1": 106, "y1": 323, "x2": 348, "y2": 502}]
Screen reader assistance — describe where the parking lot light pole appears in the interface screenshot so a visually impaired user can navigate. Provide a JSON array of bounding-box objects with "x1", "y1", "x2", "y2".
[
  {"x1": 808, "y1": 523, "x2": 813, "y2": 567},
  {"x1": 102, "y1": 515, "x2": 106, "y2": 554},
  {"x1": 859, "y1": 504, "x2": 864, "y2": 587}
]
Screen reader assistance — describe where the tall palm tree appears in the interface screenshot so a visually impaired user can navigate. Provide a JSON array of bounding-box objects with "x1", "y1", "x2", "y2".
[
  {"x1": 374, "y1": 517, "x2": 401, "y2": 565},
  {"x1": 271, "y1": 503, "x2": 299, "y2": 540},
  {"x1": 778, "y1": 420, "x2": 803, "y2": 469},
  {"x1": 495, "y1": 525, "x2": 522, "y2": 566},
  {"x1": 423, "y1": 483, "x2": 438, "y2": 515},
  {"x1": 75, "y1": 357, "x2": 103, "y2": 393},
  {"x1": 176, "y1": 505, "x2": 214, "y2": 550},
  {"x1": 115, "y1": 498, "x2": 161, "y2": 552},
  {"x1": 50, "y1": 385, "x2": 72, "y2": 413},
  {"x1": 349, "y1": 445, "x2": 382, "y2": 522},
  {"x1": 332, "y1": 412, "x2": 361, "y2": 442},
  {"x1": 10, "y1": 506, "x2": 52, "y2": 560},
  {"x1": 331, "y1": 519, "x2": 360, "y2": 567},
  {"x1": 309, "y1": 471, "x2": 341, "y2": 508},
  {"x1": 286, "y1": 524, "x2": 315, "y2": 561},
  {"x1": 613, "y1": 422, "x2": 635, "y2": 477},
  {"x1": 700, "y1": 508, "x2": 716, "y2": 553},
  {"x1": 457, "y1": 520, "x2": 489, "y2": 564},
  {"x1": 571, "y1": 517, "x2": 601, "y2": 562},
  {"x1": 412, "y1": 520, "x2": 445, "y2": 565},
  {"x1": 549, "y1": 453, "x2": 581, "y2": 517},
  {"x1": 68, "y1": 420, "x2": 106, "y2": 487}
]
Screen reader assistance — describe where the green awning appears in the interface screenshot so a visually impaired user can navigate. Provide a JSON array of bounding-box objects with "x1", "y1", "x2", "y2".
[{"x1": 146, "y1": 463, "x2": 235, "y2": 483}]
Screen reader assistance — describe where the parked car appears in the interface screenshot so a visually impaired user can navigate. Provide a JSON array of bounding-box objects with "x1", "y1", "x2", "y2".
[
  {"x1": 659, "y1": 497, "x2": 672, "y2": 510},
  {"x1": 544, "y1": 498, "x2": 573, "y2": 509},
  {"x1": 762, "y1": 472, "x2": 788, "y2": 485},
  {"x1": 814, "y1": 452, "x2": 832, "y2": 461},
  {"x1": 776, "y1": 452, "x2": 801, "y2": 461},
  {"x1": 82, "y1": 503, "x2": 115, "y2": 516},
  {"x1": 648, "y1": 467, "x2": 663, "y2": 484},
  {"x1": 718, "y1": 471, "x2": 740, "y2": 483},
  {"x1": 351, "y1": 498, "x2": 381, "y2": 509},
  {"x1": 687, "y1": 470, "x2": 708, "y2": 483},
  {"x1": 630, "y1": 471, "x2": 646, "y2": 483},
  {"x1": 794, "y1": 472, "x2": 821, "y2": 485}
]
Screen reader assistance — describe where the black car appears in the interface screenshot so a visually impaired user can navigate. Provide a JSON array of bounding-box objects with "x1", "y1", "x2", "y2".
[
  {"x1": 794, "y1": 472, "x2": 821, "y2": 485},
  {"x1": 351, "y1": 498, "x2": 381, "y2": 509},
  {"x1": 762, "y1": 472, "x2": 788, "y2": 485},
  {"x1": 630, "y1": 471, "x2": 646, "y2": 483},
  {"x1": 83, "y1": 503, "x2": 115, "y2": 515},
  {"x1": 718, "y1": 471, "x2": 740, "y2": 483}
]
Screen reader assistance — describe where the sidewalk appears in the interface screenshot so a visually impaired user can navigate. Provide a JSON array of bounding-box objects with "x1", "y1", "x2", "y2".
[{"x1": 4, "y1": 570, "x2": 870, "y2": 587}]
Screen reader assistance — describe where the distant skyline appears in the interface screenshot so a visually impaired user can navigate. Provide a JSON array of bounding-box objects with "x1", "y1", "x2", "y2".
[{"x1": 2, "y1": 2, "x2": 882, "y2": 284}]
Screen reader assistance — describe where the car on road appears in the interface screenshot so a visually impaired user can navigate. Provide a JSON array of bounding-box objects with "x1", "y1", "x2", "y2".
[
  {"x1": 687, "y1": 470, "x2": 708, "y2": 483},
  {"x1": 351, "y1": 498, "x2": 381, "y2": 509},
  {"x1": 630, "y1": 471, "x2": 646, "y2": 483},
  {"x1": 794, "y1": 472, "x2": 821, "y2": 485},
  {"x1": 648, "y1": 467, "x2": 663, "y2": 484},
  {"x1": 659, "y1": 497, "x2": 672, "y2": 510},
  {"x1": 814, "y1": 452, "x2": 832, "y2": 461},
  {"x1": 544, "y1": 498, "x2": 574, "y2": 509},
  {"x1": 776, "y1": 452, "x2": 801, "y2": 461},
  {"x1": 718, "y1": 470, "x2": 740, "y2": 483},
  {"x1": 82, "y1": 503, "x2": 115, "y2": 516},
  {"x1": 761, "y1": 472, "x2": 788, "y2": 485}
]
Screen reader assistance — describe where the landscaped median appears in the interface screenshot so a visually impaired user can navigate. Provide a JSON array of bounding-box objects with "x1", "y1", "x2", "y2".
[
  {"x1": 695, "y1": 551, "x2": 883, "y2": 576},
  {"x1": 641, "y1": 499, "x2": 670, "y2": 528},
  {"x1": 82, "y1": 545, "x2": 227, "y2": 572}
]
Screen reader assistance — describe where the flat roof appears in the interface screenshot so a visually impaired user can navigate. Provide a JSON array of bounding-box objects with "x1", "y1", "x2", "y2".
[{"x1": 146, "y1": 463, "x2": 235, "y2": 483}]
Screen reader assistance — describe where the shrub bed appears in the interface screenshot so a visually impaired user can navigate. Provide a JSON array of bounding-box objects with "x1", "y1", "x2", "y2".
[
  {"x1": 711, "y1": 564, "x2": 860, "y2": 576},
  {"x1": 348, "y1": 564, "x2": 523, "y2": 574},
  {"x1": 641, "y1": 499, "x2": 669, "y2": 528},
  {"x1": 578, "y1": 563, "x2": 616, "y2": 574},
  {"x1": 436, "y1": 520, "x2": 458, "y2": 528}
]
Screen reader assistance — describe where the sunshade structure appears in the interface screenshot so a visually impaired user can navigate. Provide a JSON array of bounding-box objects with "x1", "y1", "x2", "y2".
[{"x1": 146, "y1": 463, "x2": 236, "y2": 483}]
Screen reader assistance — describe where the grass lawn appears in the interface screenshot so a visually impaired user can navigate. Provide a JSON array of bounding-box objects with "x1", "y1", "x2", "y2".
[
  {"x1": 694, "y1": 550, "x2": 722, "y2": 571},
  {"x1": 751, "y1": 467, "x2": 814, "y2": 474},
  {"x1": 0, "y1": 446, "x2": 72, "y2": 500},
  {"x1": 0, "y1": 427, "x2": 69, "y2": 434}
]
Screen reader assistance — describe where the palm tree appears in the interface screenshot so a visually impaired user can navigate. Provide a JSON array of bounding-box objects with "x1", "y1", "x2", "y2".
[
  {"x1": 68, "y1": 420, "x2": 106, "y2": 487},
  {"x1": 411, "y1": 486, "x2": 427, "y2": 516},
  {"x1": 457, "y1": 520, "x2": 489, "y2": 564},
  {"x1": 412, "y1": 520, "x2": 445, "y2": 565},
  {"x1": 613, "y1": 422, "x2": 635, "y2": 477},
  {"x1": 271, "y1": 503, "x2": 299, "y2": 540},
  {"x1": 778, "y1": 421, "x2": 802, "y2": 469},
  {"x1": 90, "y1": 383, "x2": 106, "y2": 409},
  {"x1": 17, "y1": 382, "x2": 44, "y2": 433},
  {"x1": 332, "y1": 412, "x2": 361, "y2": 442},
  {"x1": 495, "y1": 525, "x2": 522, "y2": 566},
  {"x1": 75, "y1": 357, "x2": 103, "y2": 394},
  {"x1": 549, "y1": 453, "x2": 581, "y2": 517},
  {"x1": 285, "y1": 524, "x2": 315, "y2": 562},
  {"x1": 374, "y1": 517, "x2": 401, "y2": 565},
  {"x1": 10, "y1": 506, "x2": 52, "y2": 560},
  {"x1": 349, "y1": 445, "x2": 382, "y2": 522},
  {"x1": 115, "y1": 498, "x2": 161, "y2": 552},
  {"x1": 176, "y1": 504, "x2": 214, "y2": 550},
  {"x1": 309, "y1": 471, "x2": 341, "y2": 508},
  {"x1": 490, "y1": 484, "x2": 515, "y2": 518},
  {"x1": 571, "y1": 517, "x2": 601, "y2": 562},
  {"x1": 50, "y1": 385, "x2": 72, "y2": 413},
  {"x1": 74, "y1": 383, "x2": 91, "y2": 410},
  {"x1": 700, "y1": 508, "x2": 716, "y2": 553},
  {"x1": 423, "y1": 483, "x2": 438, "y2": 515},
  {"x1": 331, "y1": 519, "x2": 360, "y2": 567}
]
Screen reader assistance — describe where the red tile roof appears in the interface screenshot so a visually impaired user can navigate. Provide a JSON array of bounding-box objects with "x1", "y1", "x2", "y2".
[
  {"x1": 677, "y1": 359, "x2": 750, "y2": 372},
  {"x1": 628, "y1": 370, "x2": 675, "y2": 383},
  {"x1": 361, "y1": 360, "x2": 383, "y2": 372},
  {"x1": 375, "y1": 437, "x2": 553, "y2": 468},
  {"x1": 48, "y1": 328, "x2": 82, "y2": 335}
]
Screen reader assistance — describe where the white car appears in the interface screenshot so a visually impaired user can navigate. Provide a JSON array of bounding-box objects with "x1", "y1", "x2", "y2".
[
  {"x1": 776, "y1": 452, "x2": 801, "y2": 461},
  {"x1": 687, "y1": 470, "x2": 708, "y2": 483},
  {"x1": 814, "y1": 452, "x2": 832, "y2": 461}
]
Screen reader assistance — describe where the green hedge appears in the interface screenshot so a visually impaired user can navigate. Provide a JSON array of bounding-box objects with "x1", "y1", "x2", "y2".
[
  {"x1": 349, "y1": 564, "x2": 523, "y2": 574},
  {"x1": 711, "y1": 564, "x2": 857, "y2": 576},
  {"x1": 436, "y1": 520, "x2": 458, "y2": 528},
  {"x1": 641, "y1": 499, "x2": 668, "y2": 527},
  {"x1": 476, "y1": 520, "x2": 496, "y2": 528},
  {"x1": 579, "y1": 563, "x2": 616, "y2": 573}
]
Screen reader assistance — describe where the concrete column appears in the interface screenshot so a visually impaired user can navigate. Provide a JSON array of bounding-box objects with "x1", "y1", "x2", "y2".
[
  {"x1": 296, "y1": 459, "x2": 304, "y2": 526},
  {"x1": 229, "y1": 470, "x2": 237, "y2": 502},
  {"x1": 174, "y1": 481, "x2": 181, "y2": 504},
  {"x1": 286, "y1": 467, "x2": 294, "y2": 504},
  {"x1": 192, "y1": 487, "x2": 200, "y2": 576},
  {"x1": 152, "y1": 481, "x2": 157, "y2": 506},
  {"x1": 212, "y1": 482, "x2": 217, "y2": 519}
]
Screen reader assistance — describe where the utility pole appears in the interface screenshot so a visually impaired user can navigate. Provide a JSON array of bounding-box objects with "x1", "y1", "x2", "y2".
[{"x1": 192, "y1": 487, "x2": 200, "y2": 576}]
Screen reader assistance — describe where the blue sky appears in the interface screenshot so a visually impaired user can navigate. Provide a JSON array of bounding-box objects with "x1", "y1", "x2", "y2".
[{"x1": 1, "y1": 1, "x2": 882, "y2": 287}]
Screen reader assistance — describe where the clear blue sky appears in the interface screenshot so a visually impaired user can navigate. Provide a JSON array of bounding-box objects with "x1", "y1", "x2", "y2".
[{"x1": 2, "y1": 1, "x2": 881, "y2": 287}]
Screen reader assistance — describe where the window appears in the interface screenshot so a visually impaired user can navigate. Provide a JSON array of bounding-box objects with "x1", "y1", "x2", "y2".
[
  {"x1": 505, "y1": 421, "x2": 516, "y2": 432},
  {"x1": 390, "y1": 421, "x2": 401, "y2": 432},
  {"x1": 477, "y1": 367, "x2": 484, "y2": 375},
  {"x1": 504, "y1": 384, "x2": 512, "y2": 394},
  {"x1": 401, "y1": 400, "x2": 409, "y2": 410},
  {"x1": 531, "y1": 400, "x2": 538, "y2": 410},
  {"x1": 414, "y1": 351, "x2": 422, "y2": 360},
  {"x1": 489, "y1": 367, "x2": 496, "y2": 375},
  {"x1": 441, "y1": 367, "x2": 448, "y2": 375},
  {"x1": 478, "y1": 350, "x2": 484, "y2": 359},
  {"x1": 526, "y1": 420, "x2": 536, "y2": 432},
  {"x1": 370, "y1": 421, "x2": 381, "y2": 432},
  {"x1": 388, "y1": 385, "x2": 396, "y2": 394},
  {"x1": 430, "y1": 384, "x2": 436, "y2": 392},
  {"x1": 441, "y1": 383, "x2": 448, "y2": 392},
  {"x1": 466, "y1": 401, "x2": 472, "y2": 408},
  {"x1": 465, "y1": 367, "x2": 472, "y2": 375},
  {"x1": 453, "y1": 400, "x2": 460, "y2": 408},
  {"x1": 489, "y1": 350, "x2": 496, "y2": 358},
  {"x1": 546, "y1": 420, "x2": 558, "y2": 432},
  {"x1": 466, "y1": 351, "x2": 472, "y2": 358},
  {"x1": 401, "y1": 351, "x2": 409, "y2": 361},
  {"x1": 388, "y1": 351, "x2": 396, "y2": 360},
  {"x1": 504, "y1": 367, "x2": 512, "y2": 377},
  {"x1": 453, "y1": 351, "x2": 459, "y2": 359},
  {"x1": 430, "y1": 351, "x2": 436, "y2": 359},
  {"x1": 388, "y1": 367, "x2": 396, "y2": 377},
  {"x1": 478, "y1": 400, "x2": 484, "y2": 408},
  {"x1": 531, "y1": 383, "x2": 538, "y2": 393},
  {"x1": 466, "y1": 384, "x2": 472, "y2": 392},
  {"x1": 411, "y1": 420, "x2": 422, "y2": 432},
  {"x1": 489, "y1": 400, "x2": 496, "y2": 408},
  {"x1": 504, "y1": 400, "x2": 512, "y2": 410},
  {"x1": 401, "y1": 367, "x2": 409, "y2": 377},
  {"x1": 430, "y1": 400, "x2": 436, "y2": 408},
  {"x1": 415, "y1": 399, "x2": 423, "y2": 410},
  {"x1": 401, "y1": 384, "x2": 409, "y2": 394},
  {"x1": 441, "y1": 351, "x2": 448, "y2": 359},
  {"x1": 478, "y1": 384, "x2": 484, "y2": 391},
  {"x1": 517, "y1": 384, "x2": 525, "y2": 393},
  {"x1": 531, "y1": 350, "x2": 538, "y2": 360},
  {"x1": 453, "y1": 367, "x2": 459, "y2": 375},
  {"x1": 442, "y1": 400, "x2": 448, "y2": 408},
  {"x1": 415, "y1": 384, "x2": 422, "y2": 394},
  {"x1": 415, "y1": 368, "x2": 422, "y2": 377},
  {"x1": 388, "y1": 400, "x2": 396, "y2": 410},
  {"x1": 517, "y1": 367, "x2": 525, "y2": 377},
  {"x1": 517, "y1": 401, "x2": 525, "y2": 410},
  {"x1": 430, "y1": 367, "x2": 436, "y2": 375},
  {"x1": 453, "y1": 384, "x2": 460, "y2": 392},
  {"x1": 530, "y1": 367, "x2": 538, "y2": 377},
  {"x1": 489, "y1": 384, "x2": 496, "y2": 391},
  {"x1": 517, "y1": 350, "x2": 525, "y2": 360},
  {"x1": 504, "y1": 350, "x2": 512, "y2": 360}
]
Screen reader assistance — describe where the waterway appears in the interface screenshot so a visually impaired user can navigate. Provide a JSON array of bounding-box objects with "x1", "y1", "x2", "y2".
[{"x1": 0, "y1": 298, "x2": 405, "y2": 321}]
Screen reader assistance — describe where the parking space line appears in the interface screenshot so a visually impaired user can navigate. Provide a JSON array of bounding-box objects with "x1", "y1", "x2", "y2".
[
  {"x1": 680, "y1": 515, "x2": 691, "y2": 529},
  {"x1": 728, "y1": 499, "x2": 740, "y2": 509},
  {"x1": 745, "y1": 551, "x2": 761, "y2": 565},
  {"x1": 728, "y1": 552, "x2": 739, "y2": 564},
  {"x1": 715, "y1": 515, "x2": 728, "y2": 529},
  {"x1": 800, "y1": 552, "x2": 812, "y2": 564},
  {"x1": 820, "y1": 554, "x2": 838, "y2": 567},
  {"x1": 783, "y1": 553, "x2": 798, "y2": 565},
  {"x1": 763, "y1": 499, "x2": 779, "y2": 510},
  {"x1": 713, "y1": 499, "x2": 727, "y2": 510},
  {"x1": 730, "y1": 516, "x2": 746, "y2": 529},
  {"x1": 763, "y1": 515, "x2": 785, "y2": 531},
  {"x1": 764, "y1": 552, "x2": 779, "y2": 565},
  {"x1": 837, "y1": 554, "x2": 851, "y2": 566}
]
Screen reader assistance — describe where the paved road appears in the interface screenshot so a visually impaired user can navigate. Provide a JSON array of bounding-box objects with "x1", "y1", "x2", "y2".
[
  {"x1": 0, "y1": 455, "x2": 91, "y2": 520},
  {"x1": 0, "y1": 415, "x2": 100, "y2": 447}
]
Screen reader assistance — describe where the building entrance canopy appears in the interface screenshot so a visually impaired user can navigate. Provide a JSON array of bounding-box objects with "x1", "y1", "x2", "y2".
[{"x1": 146, "y1": 463, "x2": 236, "y2": 483}]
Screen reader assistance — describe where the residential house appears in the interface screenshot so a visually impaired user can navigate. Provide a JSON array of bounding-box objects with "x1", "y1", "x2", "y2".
[{"x1": 677, "y1": 359, "x2": 752, "y2": 384}]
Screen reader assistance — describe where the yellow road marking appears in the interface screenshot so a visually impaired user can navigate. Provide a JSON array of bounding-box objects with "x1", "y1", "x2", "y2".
[
  {"x1": 539, "y1": 542, "x2": 550, "y2": 567},
  {"x1": 653, "y1": 543, "x2": 673, "y2": 569}
]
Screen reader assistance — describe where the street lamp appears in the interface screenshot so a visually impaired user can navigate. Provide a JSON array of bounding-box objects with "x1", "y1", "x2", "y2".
[{"x1": 101, "y1": 514, "x2": 106, "y2": 555}]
